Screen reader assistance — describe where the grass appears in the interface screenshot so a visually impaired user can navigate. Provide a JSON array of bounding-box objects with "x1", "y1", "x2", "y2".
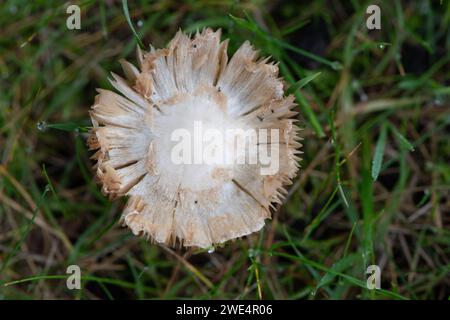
[{"x1": 0, "y1": 0, "x2": 449, "y2": 300}]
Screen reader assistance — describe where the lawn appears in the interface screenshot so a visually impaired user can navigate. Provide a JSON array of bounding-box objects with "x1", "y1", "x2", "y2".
[{"x1": 0, "y1": 0, "x2": 449, "y2": 299}]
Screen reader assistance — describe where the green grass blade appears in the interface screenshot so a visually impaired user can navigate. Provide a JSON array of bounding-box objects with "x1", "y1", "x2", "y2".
[
  {"x1": 371, "y1": 123, "x2": 388, "y2": 181},
  {"x1": 122, "y1": 0, "x2": 144, "y2": 48},
  {"x1": 388, "y1": 123, "x2": 415, "y2": 151},
  {"x1": 286, "y1": 72, "x2": 322, "y2": 95},
  {"x1": 0, "y1": 186, "x2": 49, "y2": 276}
]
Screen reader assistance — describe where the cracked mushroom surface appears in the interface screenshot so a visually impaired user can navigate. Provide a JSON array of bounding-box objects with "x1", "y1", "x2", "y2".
[{"x1": 88, "y1": 29, "x2": 301, "y2": 248}]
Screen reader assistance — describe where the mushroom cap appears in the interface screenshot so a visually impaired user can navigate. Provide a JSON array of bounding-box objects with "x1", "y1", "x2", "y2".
[{"x1": 88, "y1": 29, "x2": 301, "y2": 248}]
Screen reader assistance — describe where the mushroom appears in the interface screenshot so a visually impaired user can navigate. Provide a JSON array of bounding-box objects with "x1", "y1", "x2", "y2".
[{"x1": 88, "y1": 28, "x2": 301, "y2": 248}]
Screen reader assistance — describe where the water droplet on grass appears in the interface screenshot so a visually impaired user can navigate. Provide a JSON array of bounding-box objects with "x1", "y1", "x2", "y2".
[
  {"x1": 330, "y1": 61, "x2": 343, "y2": 71},
  {"x1": 137, "y1": 20, "x2": 143, "y2": 28},
  {"x1": 434, "y1": 95, "x2": 444, "y2": 106},
  {"x1": 207, "y1": 247, "x2": 215, "y2": 254},
  {"x1": 37, "y1": 121, "x2": 47, "y2": 132}
]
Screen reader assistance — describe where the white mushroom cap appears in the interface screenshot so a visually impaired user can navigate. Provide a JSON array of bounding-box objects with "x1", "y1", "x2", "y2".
[{"x1": 88, "y1": 29, "x2": 301, "y2": 248}]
